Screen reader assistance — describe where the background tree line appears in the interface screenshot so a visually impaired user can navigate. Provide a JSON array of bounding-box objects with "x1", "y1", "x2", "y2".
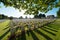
[
  {"x1": 34, "y1": 13, "x2": 46, "y2": 18},
  {"x1": 0, "y1": 14, "x2": 8, "y2": 19},
  {"x1": 0, "y1": 14, "x2": 14, "y2": 19}
]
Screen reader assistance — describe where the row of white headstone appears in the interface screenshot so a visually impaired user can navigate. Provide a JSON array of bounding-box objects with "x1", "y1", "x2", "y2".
[{"x1": 10, "y1": 19, "x2": 55, "y2": 36}]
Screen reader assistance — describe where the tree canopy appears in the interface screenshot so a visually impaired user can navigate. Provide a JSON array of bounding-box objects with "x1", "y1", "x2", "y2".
[
  {"x1": 57, "y1": 8, "x2": 60, "y2": 18},
  {"x1": 0, "y1": 0, "x2": 60, "y2": 15}
]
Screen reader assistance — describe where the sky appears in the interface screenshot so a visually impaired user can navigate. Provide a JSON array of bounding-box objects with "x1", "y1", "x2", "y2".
[{"x1": 0, "y1": 2, "x2": 59, "y2": 18}]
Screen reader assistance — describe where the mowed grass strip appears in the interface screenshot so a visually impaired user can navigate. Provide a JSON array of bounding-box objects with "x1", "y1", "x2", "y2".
[
  {"x1": 47, "y1": 20, "x2": 60, "y2": 30},
  {"x1": 44, "y1": 26, "x2": 58, "y2": 32},
  {"x1": 1, "y1": 32, "x2": 10, "y2": 40},
  {"x1": 50, "y1": 19, "x2": 60, "y2": 40},
  {"x1": 42, "y1": 27, "x2": 57, "y2": 35},
  {"x1": 33, "y1": 30, "x2": 46, "y2": 40},
  {"x1": 29, "y1": 30, "x2": 39, "y2": 40},
  {"x1": 55, "y1": 19, "x2": 60, "y2": 40},
  {"x1": 38, "y1": 28, "x2": 55, "y2": 40},
  {"x1": 44, "y1": 19, "x2": 60, "y2": 40},
  {"x1": 26, "y1": 30, "x2": 34, "y2": 40},
  {"x1": 0, "y1": 20, "x2": 10, "y2": 40},
  {"x1": 55, "y1": 29, "x2": 60, "y2": 40}
]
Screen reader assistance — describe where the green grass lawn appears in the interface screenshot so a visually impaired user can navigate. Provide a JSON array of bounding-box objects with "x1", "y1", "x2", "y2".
[
  {"x1": 0, "y1": 20, "x2": 10, "y2": 40},
  {"x1": 0, "y1": 19, "x2": 60, "y2": 40},
  {"x1": 44, "y1": 19, "x2": 60, "y2": 40}
]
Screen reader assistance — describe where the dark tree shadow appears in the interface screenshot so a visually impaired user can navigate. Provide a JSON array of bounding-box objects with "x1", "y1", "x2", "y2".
[
  {"x1": 21, "y1": 31, "x2": 26, "y2": 40},
  {"x1": 44, "y1": 26, "x2": 57, "y2": 32},
  {"x1": 41, "y1": 28, "x2": 56, "y2": 36},
  {"x1": 17, "y1": 31, "x2": 26, "y2": 40},
  {"x1": 17, "y1": 35, "x2": 21, "y2": 40},
  {"x1": 0, "y1": 29, "x2": 10, "y2": 40},
  {"x1": 29, "y1": 30, "x2": 39, "y2": 40},
  {"x1": 3, "y1": 23, "x2": 10, "y2": 30},
  {"x1": 26, "y1": 30, "x2": 30, "y2": 36},
  {"x1": 34, "y1": 29, "x2": 53, "y2": 40},
  {"x1": 3, "y1": 27, "x2": 9, "y2": 30}
]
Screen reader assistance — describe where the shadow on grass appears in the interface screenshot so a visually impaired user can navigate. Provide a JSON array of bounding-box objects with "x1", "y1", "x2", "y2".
[
  {"x1": 41, "y1": 28, "x2": 56, "y2": 36},
  {"x1": 34, "y1": 29, "x2": 53, "y2": 40},
  {"x1": 0, "y1": 29, "x2": 10, "y2": 40},
  {"x1": 3, "y1": 23, "x2": 10, "y2": 30},
  {"x1": 26, "y1": 30, "x2": 30, "y2": 36},
  {"x1": 3, "y1": 27, "x2": 9, "y2": 30},
  {"x1": 29, "y1": 30, "x2": 39, "y2": 40},
  {"x1": 44, "y1": 25, "x2": 57, "y2": 32},
  {"x1": 17, "y1": 31, "x2": 26, "y2": 40}
]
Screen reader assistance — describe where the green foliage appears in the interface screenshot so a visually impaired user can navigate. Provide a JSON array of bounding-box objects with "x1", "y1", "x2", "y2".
[
  {"x1": 57, "y1": 8, "x2": 60, "y2": 18},
  {"x1": 0, "y1": 0, "x2": 60, "y2": 15},
  {"x1": 0, "y1": 14, "x2": 8, "y2": 19}
]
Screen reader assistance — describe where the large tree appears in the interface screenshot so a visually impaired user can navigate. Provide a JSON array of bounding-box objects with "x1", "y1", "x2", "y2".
[
  {"x1": 0, "y1": 0, "x2": 60, "y2": 15},
  {"x1": 57, "y1": 8, "x2": 60, "y2": 18}
]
